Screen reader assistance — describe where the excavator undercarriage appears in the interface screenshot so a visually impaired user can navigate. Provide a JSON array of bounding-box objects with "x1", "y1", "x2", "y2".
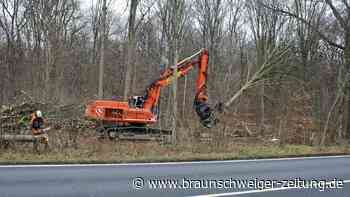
[{"x1": 96, "y1": 123, "x2": 172, "y2": 142}]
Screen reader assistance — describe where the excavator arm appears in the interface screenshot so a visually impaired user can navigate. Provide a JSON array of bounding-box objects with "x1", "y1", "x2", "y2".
[{"x1": 141, "y1": 49, "x2": 218, "y2": 128}]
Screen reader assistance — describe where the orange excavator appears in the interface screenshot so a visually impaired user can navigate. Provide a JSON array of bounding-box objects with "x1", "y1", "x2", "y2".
[{"x1": 85, "y1": 49, "x2": 220, "y2": 139}]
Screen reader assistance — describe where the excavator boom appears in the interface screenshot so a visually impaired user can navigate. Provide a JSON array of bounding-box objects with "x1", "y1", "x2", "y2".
[{"x1": 140, "y1": 49, "x2": 217, "y2": 127}]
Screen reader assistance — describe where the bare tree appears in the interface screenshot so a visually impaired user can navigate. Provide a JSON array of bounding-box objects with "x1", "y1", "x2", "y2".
[
  {"x1": 193, "y1": 0, "x2": 225, "y2": 79},
  {"x1": 323, "y1": 0, "x2": 350, "y2": 139},
  {"x1": 98, "y1": 0, "x2": 107, "y2": 98},
  {"x1": 293, "y1": 0, "x2": 325, "y2": 81},
  {"x1": 25, "y1": 0, "x2": 79, "y2": 101},
  {"x1": 246, "y1": 0, "x2": 288, "y2": 135},
  {"x1": 225, "y1": 0, "x2": 244, "y2": 110},
  {"x1": 262, "y1": 0, "x2": 350, "y2": 142},
  {"x1": 157, "y1": 0, "x2": 186, "y2": 143},
  {"x1": 90, "y1": 0, "x2": 102, "y2": 65},
  {"x1": 123, "y1": 0, "x2": 139, "y2": 100},
  {"x1": 169, "y1": 0, "x2": 185, "y2": 143},
  {"x1": 0, "y1": 0, "x2": 27, "y2": 102}
]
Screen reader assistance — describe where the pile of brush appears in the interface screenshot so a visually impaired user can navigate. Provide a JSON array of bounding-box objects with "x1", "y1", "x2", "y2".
[{"x1": 0, "y1": 101, "x2": 49, "y2": 134}]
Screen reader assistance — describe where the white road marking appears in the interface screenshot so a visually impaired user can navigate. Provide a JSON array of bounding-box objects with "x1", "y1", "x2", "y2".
[
  {"x1": 0, "y1": 155, "x2": 349, "y2": 168},
  {"x1": 190, "y1": 180, "x2": 350, "y2": 197}
]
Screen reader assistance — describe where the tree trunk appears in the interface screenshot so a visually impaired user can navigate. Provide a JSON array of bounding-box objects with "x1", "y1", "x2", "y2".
[
  {"x1": 345, "y1": 33, "x2": 350, "y2": 139},
  {"x1": 182, "y1": 76, "x2": 187, "y2": 119},
  {"x1": 172, "y1": 48, "x2": 178, "y2": 144},
  {"x1": 171, "y1": 0, "x2": 179, "y2": 144},
  {"x1": 260, "y1": 82, "x2": 265, "y2": 135},
  {"x1": 44, "y1": 39, "x2": 53, "y2": 101},
  {"x1": 98, "y1": 0, "x2": 107, "y2": 99},
  {"x1": 256, "y1": 40, "x2": 265, "y2": 135},
  {"x1": 124, "y1": 0, "x2": 139, "y2": 100}
]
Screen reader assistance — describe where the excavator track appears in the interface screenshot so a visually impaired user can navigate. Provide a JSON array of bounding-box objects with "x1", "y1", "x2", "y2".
[{"x1": 97, "y1": 126, "x2": 172, "y2": 143}]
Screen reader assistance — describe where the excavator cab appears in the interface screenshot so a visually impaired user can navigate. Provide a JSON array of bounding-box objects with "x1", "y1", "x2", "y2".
[{"x1": 128, "y1": 96, "x2": 145, "y2": 108}]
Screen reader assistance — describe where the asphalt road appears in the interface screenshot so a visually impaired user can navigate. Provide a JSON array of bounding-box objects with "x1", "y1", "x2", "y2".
[{"x1": 0, "y1": 155, "x2": 349, "y2": 197}]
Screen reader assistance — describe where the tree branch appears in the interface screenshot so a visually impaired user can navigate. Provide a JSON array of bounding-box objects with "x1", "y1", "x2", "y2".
[
  {"x1": 325, "y1": 0, "x2": 347, "y2": 29},
  {"x1": 135, "y1": 0, "x2": 155, "y2": 32},
  {"x1": 342, "y1": 0, "x2": 350, "y2": 10},
  {"x1": 259, "y1": 2, "x2": 345, "y2": 50}
]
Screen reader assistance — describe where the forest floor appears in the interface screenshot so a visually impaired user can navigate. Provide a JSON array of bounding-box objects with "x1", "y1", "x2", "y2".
[{"x1": 1, "y1": 101, "x2": 350, "y2": 164}]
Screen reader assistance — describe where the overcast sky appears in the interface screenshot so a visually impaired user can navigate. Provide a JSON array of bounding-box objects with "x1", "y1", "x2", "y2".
[{"x1": 80, "y1": 0, "x2": 128, "y2": 16}]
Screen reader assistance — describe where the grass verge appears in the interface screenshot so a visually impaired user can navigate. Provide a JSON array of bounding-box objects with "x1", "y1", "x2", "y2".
[{"x1": 0, "y1": 143, "x2": 349, "y2": 165}]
